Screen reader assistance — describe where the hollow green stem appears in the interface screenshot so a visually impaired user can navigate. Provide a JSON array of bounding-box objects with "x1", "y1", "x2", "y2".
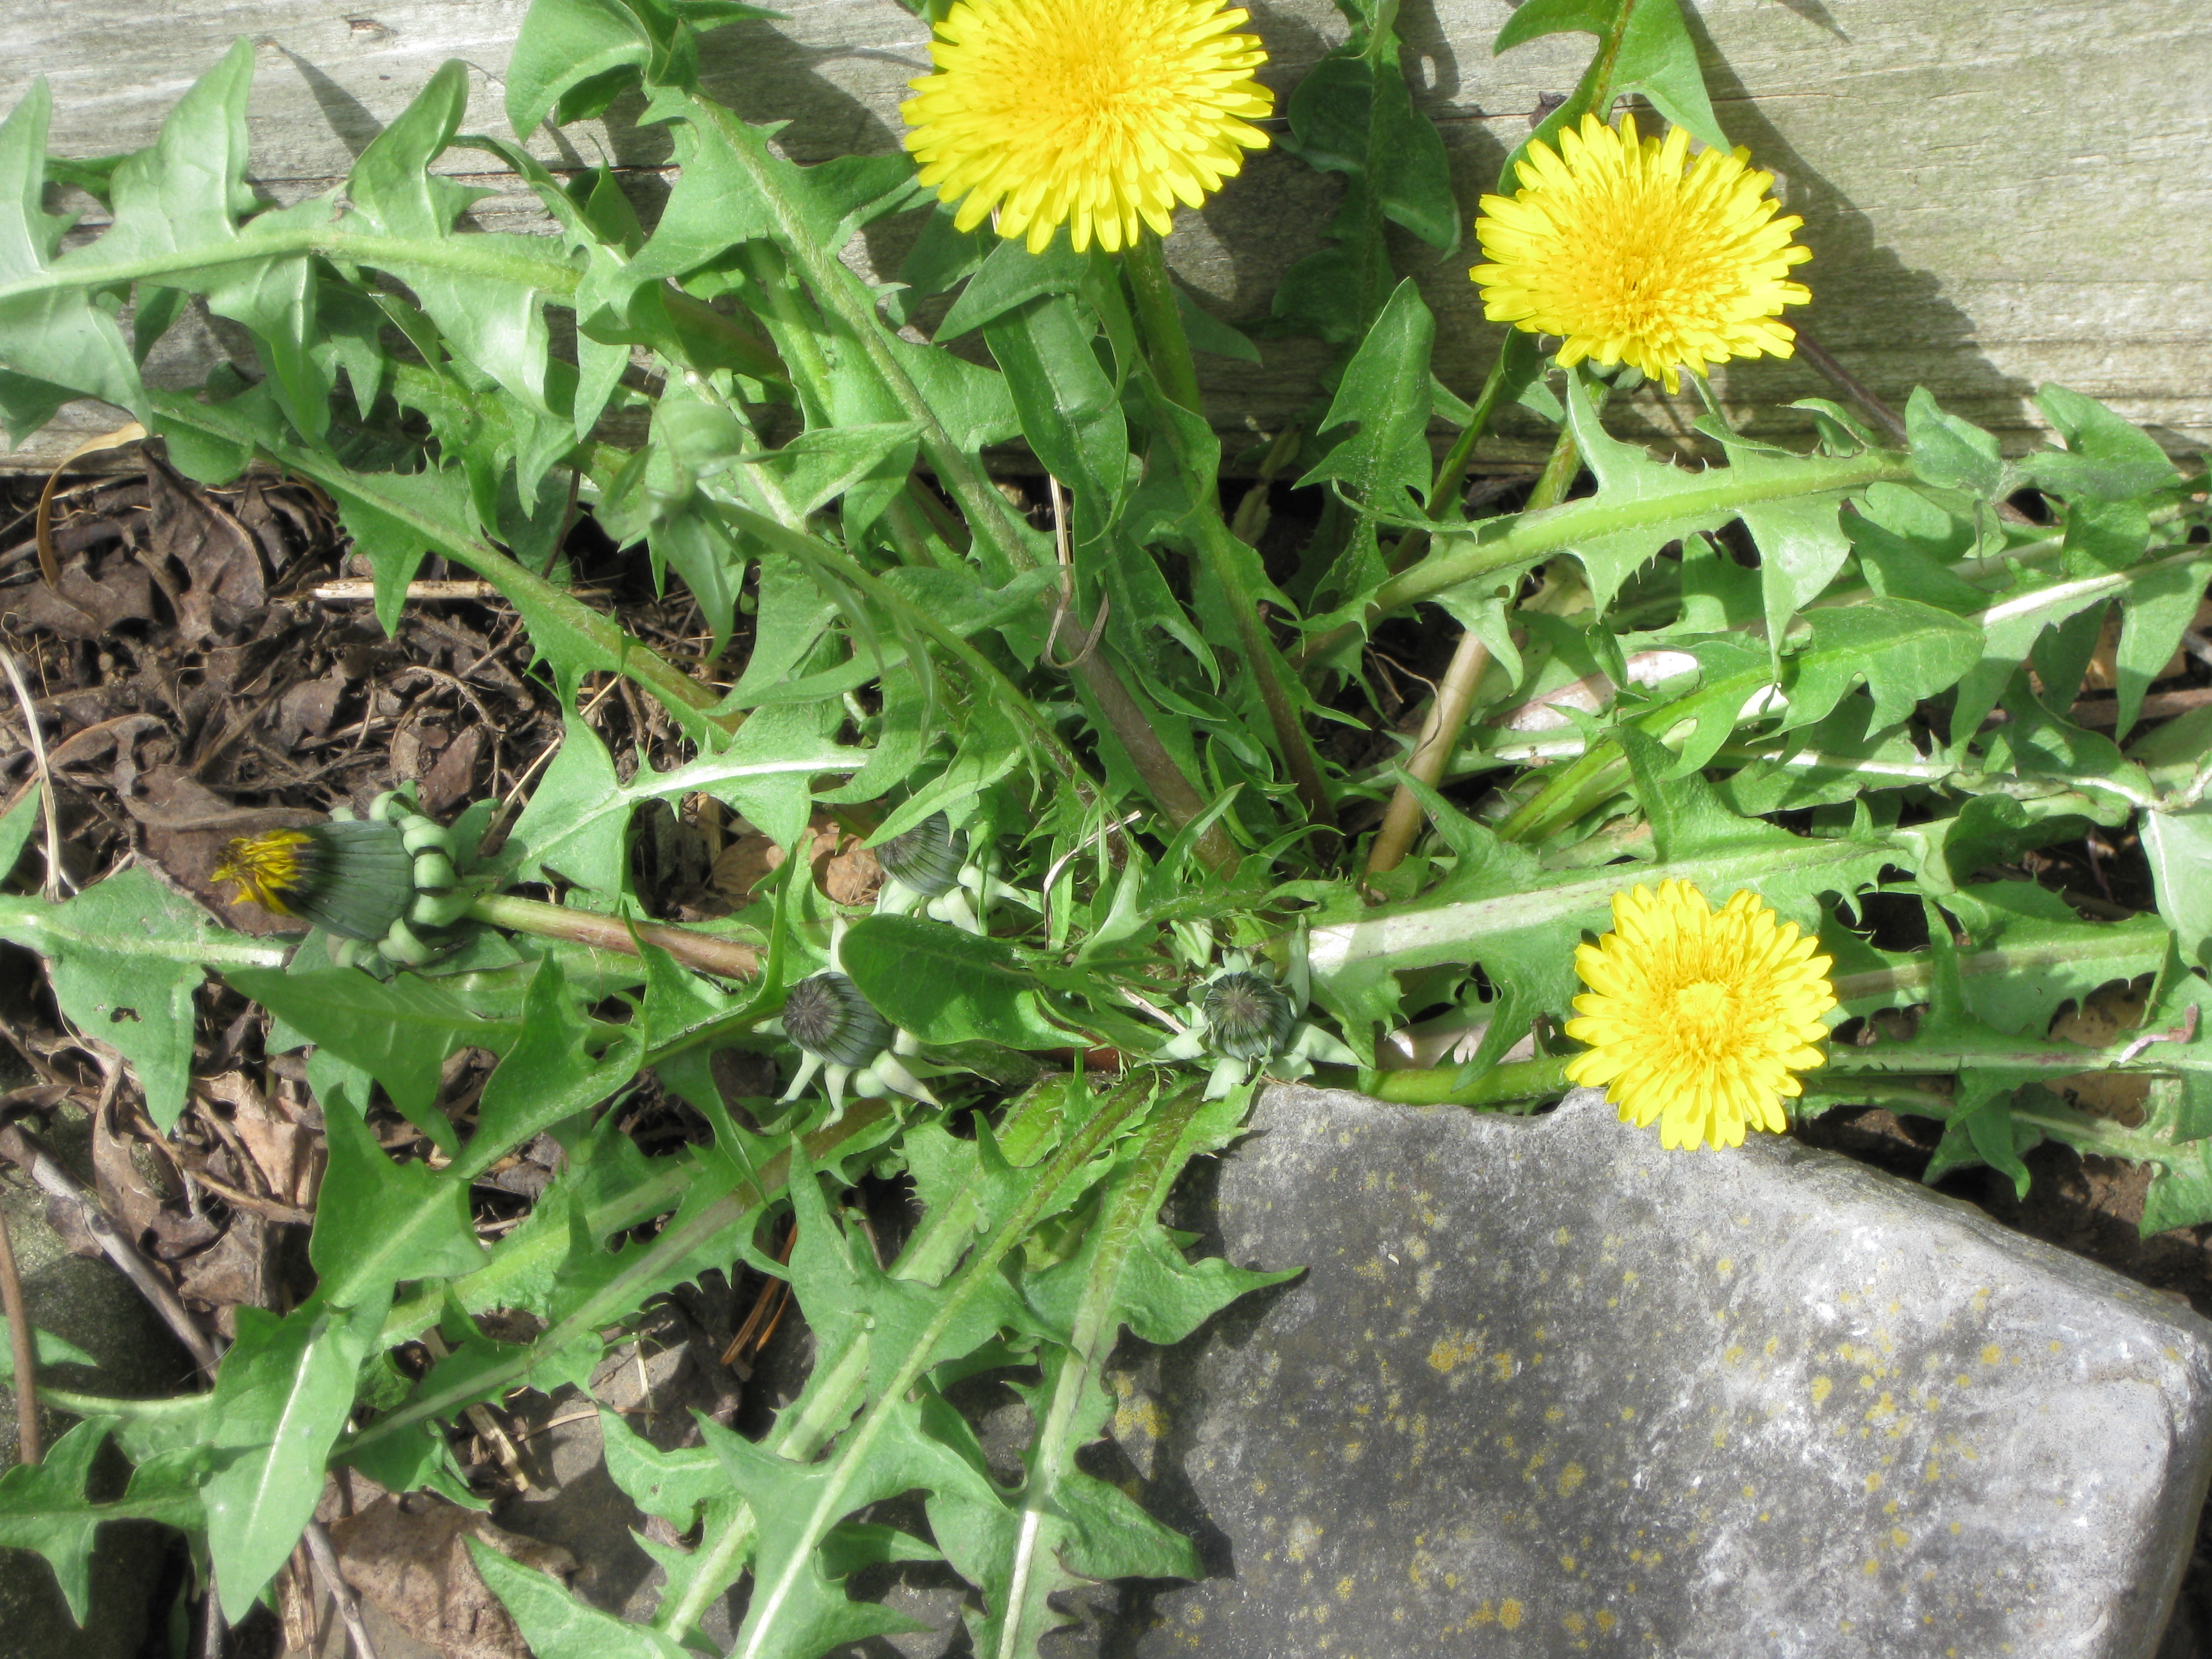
[
  {"x1": 1122, "y1": 232, "x2": 1203, "y2": 415},
  {"x1": 686, "y1": 103, "x2": 1219, "y2": 854},
  {"x1": 1345, "y1": 1054, "x2": 1571, "y2": 1108},
  {"x1": 1366, "y1": 425, "x2": 1580, "y2": 877},
  {"x1": 465, "y1": 893, "x2": 760, "y2": 980},
  {"x1": 1125, "y1": 233, "x2": 1335, "y2": 830}
]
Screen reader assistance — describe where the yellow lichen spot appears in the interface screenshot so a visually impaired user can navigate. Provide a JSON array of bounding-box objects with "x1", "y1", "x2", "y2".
[
  {"x1": 1428, "y1": 1334, "x2": 1479, "y2": 1374},
  {"x1": 1724, "y1": 1345, "x2": 1746, "y2": 1366},
  {"x1": 1353, "y1": 1256, "x2": 1387, "y2": 1282},
  {"x1": 1884, "y1": 1500, "x2": 1899, "y2": 1515},
  {"x1": 1716, "y1": 1257, "x2": 1734, "y2": 1274},
  {"x1": 1741, "y1": 1484, "x2": 1756, "y2": 1500},
  {"x1": 1866, "y1": 1392, "x2": 1895, "y2": 1421},
  {"x1": 1811, "y1": 1375, "x2": 1833, "y2": 1405},
  {"x1": 1619, "y1": 1406, "x2": 1636, "y2": 1421},
  {"x1": 1765, "y1": 1336, "x2": 1778, "y2": 1356},
  {"x1": 1891, "y1": 1527, "x2": 1909, "y2": 1547},
  {"x1": 1500, "y1": 1600, "x2": 1524, "y2": 1631},
  {"x1": 1526, "y1": 1451, "x2": 1550, "y2": 1479},
  {"x1": 1336, "y1": 1576, "x2": 1355, "y2": 1601},
  {"x1": 1981, "y1": 1345, "x2": 2002, "y2": 1366},
  {"x1": 1863, "y1": 1560, "x2": 1880, "y2": 1576},
  {"x1": 1865, "y1": 1472, "x2": 1883, "y2": 1493},
  {"x1": 1950, "y1": 1520, "x2": 1962, "y2": 1535},
  {"x1": 1555, "y1": 1226, "x2": 1573, "y2": 1245},
  {"x1": 1491, "y1": 1352, "x2": 1516, "y2": 1382},
  {"x1": 1712, "y1": 1427, "x2": 1727, "y2": 1449},
  {"x1": 1563, "y1": 1612, "x2": 1587, "y2": 1635},
  {"x1": 1956, "y1": 1373, "x2": 1972, "y2": 1388},
  {"x1": 1597, "y1": 1611, "x2": 1617, "y2": 1632},
  {"x1": 1114, "y1": 1395, "x2": 1167, "y2": 1443},
  {"x1": 1558, "y1": 1463, "x2": 1587, "y2": 1496},
  {"x1": 1622, "y1": 1269, "x2": 1640, "y2": 1290},
  {"x1": 1561, "y1": 1553, "x2": 1577, "y2": 1571},
  {"x1": 2049, "y1": 1339, "x2": 2063, "y2": 1353}
]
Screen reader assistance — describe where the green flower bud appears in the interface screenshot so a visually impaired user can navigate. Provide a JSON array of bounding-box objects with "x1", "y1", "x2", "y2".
[
  {"x1": 1202, "y1": 970, "x2": 1296, "y2": 1063},
  {"x1": 783, "y1": 972, "x2": 895, "y2": 1068},
  {"x1": 877, "y1": 812, "x2": 968, "y2": 898},
  {"x1": 213, "y1": 820, "x2": 416, "y2": 942}
]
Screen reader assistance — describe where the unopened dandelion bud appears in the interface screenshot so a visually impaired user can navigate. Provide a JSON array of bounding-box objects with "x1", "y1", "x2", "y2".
[
  {"x1": 213, "y1": 820, "x2": 415, "y2": 942},
  {"x1": 1202, "y1": 970, "x2": 1296, "y2": 1063},
  {"x1": 878, "y1": 812, "x2": 968, "y2": 897},
  {"x1": 783, "y1": 972, "x2": 894, "y2": 1068}
]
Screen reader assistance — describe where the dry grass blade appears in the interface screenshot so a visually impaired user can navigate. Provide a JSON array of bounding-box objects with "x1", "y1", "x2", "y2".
[{"x1": 33, "y1": 422, "x2": 144, "y2": 586}]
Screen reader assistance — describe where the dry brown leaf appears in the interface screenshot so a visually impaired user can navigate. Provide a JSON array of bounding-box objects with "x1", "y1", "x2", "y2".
[
  {"x1": 329, "y1": 1496, "x2": 577, "y2": 1659},
  {"x1": 176, "y1": 1212, "x2": 272, "y2": 1321},
  {"x1": 711, "y1": 834, "x2": 786, "y2": 900},
  {"x1": 207, "y1": 1071, "x2": 320, "y2": 1208},
  {"x1": 2048, "y1": 977, "x2": 2156, "y2": 1126},
  {"x1": 16, "y1": 558, "x2": 158, "y2": 640},
  {"x1": 713, "y1": 813, "x2": 883, "y2": 905},
  {"x1": 143, "y1": 452, "x2": 265, "y2": 643},
  {"x1": 815, "y1": 833, "x2": 881, "y2": 906},
  {"x1": 418, "y1": 725, "x2": 486, "y2": 815},
  {"x1": 90, "y1": 1094, "x2": 166, "y2": 1246}
]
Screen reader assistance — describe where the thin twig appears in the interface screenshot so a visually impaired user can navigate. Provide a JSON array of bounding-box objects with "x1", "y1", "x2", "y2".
[
  {"x1": 0, "y1": 1122, "x2": 221, "y2": 1378},
  {"x1": 1792, "y1": 329, "x2": 2034, "y2": 523},
  {"x1": 1791, "y1": 329, "x2": 1908, "y2": 446},
  {"x1": 0, "y1": 1207, "x2": 39, "y2": 1464},
  {"x1": 303, "y1": 1518, "x2": 379, "y2": 1659},
  {"x1": 0, "y1": 646, "x2": 70, "y2": 899},
  {"x1": 310, "y1": 578, "x2": 501, "y2": 603}
]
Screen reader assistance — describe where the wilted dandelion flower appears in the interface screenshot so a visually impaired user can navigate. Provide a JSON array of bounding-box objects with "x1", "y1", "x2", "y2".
[
  {"x1": 1469, "y1": 112, "x2": 1811, "y2": 394},
  {"x1": 900, "y1": 0, "x2": 1274, "y2": 255},
  {"x1": 1563, "y1": 880, "x2": 1835, "y2": 1150}
]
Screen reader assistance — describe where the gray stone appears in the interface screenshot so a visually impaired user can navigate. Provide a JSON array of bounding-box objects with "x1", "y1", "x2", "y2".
[{"x1": 1112, "y1": 1085, "x2": 2212, "y2": 1659}]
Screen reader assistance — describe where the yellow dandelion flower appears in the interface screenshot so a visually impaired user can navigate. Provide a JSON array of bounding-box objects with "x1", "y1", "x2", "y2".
[
  {"x1": 1563, "y1": 880, "x2": 1836, "y2": 1151},
  {"x1": 900, "y1": 0, "x2": 1274, "y2": 256},
  {"x1": 1468, "y1": 113, "x2": 1811, "y2": 394}
]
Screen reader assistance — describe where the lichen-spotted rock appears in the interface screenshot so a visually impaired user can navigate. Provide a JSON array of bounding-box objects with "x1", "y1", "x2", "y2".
[{"x1": 1113, "y1": 1085, "x2": 2212, "y2": 1658}]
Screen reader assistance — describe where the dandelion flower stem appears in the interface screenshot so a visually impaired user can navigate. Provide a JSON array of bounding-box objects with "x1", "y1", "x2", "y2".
[
  {"x1": 1125, "y1": 237, "x2": 1336, "y2": 828},
  {"x1": 1124, "y1": 232, "x2": 1204, "y2": 415},
  {"x1": 1366, "y1": 423, "x2": 1581, "y2": 878},
  {"x1": 466, "y1": 893, "x2": 760, "y2": 981}
]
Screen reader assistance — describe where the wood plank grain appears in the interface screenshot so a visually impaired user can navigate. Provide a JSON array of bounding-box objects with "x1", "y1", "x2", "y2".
[{"x1": 1, "y1": 0, "x2": 2204, "y2": 472}]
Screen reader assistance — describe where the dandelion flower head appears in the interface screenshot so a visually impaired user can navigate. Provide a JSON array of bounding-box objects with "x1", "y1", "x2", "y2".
[
  {"x1": 901, "y1": 0, "x2": 1273, "y2": 255},
  {"x1": 1563, "y1": 880, "x2": 1835, "y2": 1150},
  {"x1": 1469, "y1": 113, "x2": 1811, "y2": 394}
]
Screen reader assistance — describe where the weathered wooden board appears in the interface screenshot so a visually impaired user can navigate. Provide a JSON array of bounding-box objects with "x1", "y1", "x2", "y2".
[{"x1": 2, "y1": 0, "x2": 2206, "y2": 471}]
